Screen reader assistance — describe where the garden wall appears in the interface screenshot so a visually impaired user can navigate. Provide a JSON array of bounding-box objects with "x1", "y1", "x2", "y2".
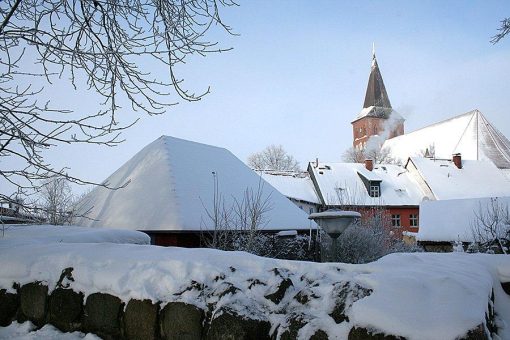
[{"x1": 0, "y1": 271, "x2": 493, "y2": 340}]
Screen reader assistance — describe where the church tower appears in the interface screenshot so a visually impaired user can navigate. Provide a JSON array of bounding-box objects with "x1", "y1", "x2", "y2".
[{"x1": 351, "y1": 47, "x2": 404, "y2": 149}]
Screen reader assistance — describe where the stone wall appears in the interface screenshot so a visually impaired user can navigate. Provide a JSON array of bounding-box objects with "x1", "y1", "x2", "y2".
[{"x1": 0, "y1": 274, "x2": 496, "y2": 340}]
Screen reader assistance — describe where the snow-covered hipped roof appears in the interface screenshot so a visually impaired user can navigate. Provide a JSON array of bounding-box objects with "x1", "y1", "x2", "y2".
[
  {"x1": 406, "y1": 157, "x2": 510, "y2": 200},
  {"x1": 417, "y1": 197, "x2": 510, "y2": 242},
  {"x1": 308, "y1": 162, "x2": 425, "y2": 207},
  {"x1": 78, "y1": 136, "x2": 313, "y2": 231},
  {"x1": 383, "y1": 110, "x2": 510, "y2": 169},
  {"x1": 256, "y1": 170, "x2": 321, "y2": 204}
]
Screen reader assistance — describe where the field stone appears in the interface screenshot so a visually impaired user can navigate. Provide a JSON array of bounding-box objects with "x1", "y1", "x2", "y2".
[
  {"x1": 83, "y1": 292, "x2": 123, "y2": 339},
  {"x1": 160, "y1": 302, "x2": 203, "y2": 340},
  {"x1": 460, "y1": 324, "x2": 489, "y2": 340},
  {"x1": 310, "y1": 329, "x2": 329, "y2": 340},
  {"x1": 124, "y1": 299, "x2": 158, "y2": 340},
  {"x1": 0, "y1": 289, "x2": 19, "y2": 326},
  {"x1": 19, "y1": 282, "x2": 48, "y2": 326},
  {"x1": 330, "y1": 282, "x2": 372, "y2": 324},
  {"x1": 348, "y1": 327, "x2": 405, "y2": 340},
  {"x1": 48, "y1": 288, "x2": 83, "y2": 332},
  {"x1": 280, "y1": 316, "x2": 305, "y2": 340},
  {"x1": 264, "y1": 278, "x2": 293, "y2": 304},
  {"x1": 501, "y1": 281, "x2": 510, "y2": 295},
  {"x1": 206, "y1": 309, "x2": 271, "y2": 340}
]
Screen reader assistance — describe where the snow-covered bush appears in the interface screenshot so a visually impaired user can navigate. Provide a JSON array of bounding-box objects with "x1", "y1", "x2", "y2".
[{"x1": 321, "y1": 208, "x2": 421, "y2": 264}]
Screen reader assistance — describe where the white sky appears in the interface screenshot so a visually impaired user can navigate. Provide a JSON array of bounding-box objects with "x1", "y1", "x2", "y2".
[{"x1": 3, "y1": 0, "x2": 510, "y2": 195}]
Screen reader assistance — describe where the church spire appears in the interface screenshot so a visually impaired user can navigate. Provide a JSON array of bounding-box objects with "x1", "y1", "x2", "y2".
[
  {"x1": 372, "y1": 42, "x2": 376, "y2": 64},
  {"x1": 363, "y1": 47, "x2": 392, "y2": 109}
]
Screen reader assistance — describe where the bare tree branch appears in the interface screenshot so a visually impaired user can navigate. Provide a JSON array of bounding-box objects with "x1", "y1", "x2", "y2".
[
  {"x1": 491, "y1": 17, "x2": 510, "y2": 44},
  {"x1": 1, "y1": 0, "x2": 235, "y2": 209}
]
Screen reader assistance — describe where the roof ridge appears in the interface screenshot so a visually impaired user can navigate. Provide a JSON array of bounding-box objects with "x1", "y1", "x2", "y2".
[{"x1": 391, "y1": 110, "x2": 479, "y2": 139}]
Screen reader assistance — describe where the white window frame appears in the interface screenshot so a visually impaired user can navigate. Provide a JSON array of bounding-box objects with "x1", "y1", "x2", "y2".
[
  {"x1": 391, "y1": 214, "x2": 401, "y2": 227},
  {"x1": 410, "y1": 214, "x2": 419, "y2": 227},
  {"x1": 369, "y1": 185, "x2": 380, "y2": 197}
]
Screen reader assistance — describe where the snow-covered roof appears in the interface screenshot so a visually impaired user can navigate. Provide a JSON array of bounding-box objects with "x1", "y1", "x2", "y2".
[
  {"x1": 417, "y1": 197, "x2": 510, "y2": 242},
  {"x1": 354, "y1": 106, "x2": 403, "y2": 121},
  {"x1": 256, "y1": 170, "x2": 320, "y2": 204},
  {"x1": 77, "y1": 136, "x2": 314, "y2": 231},
  {"x1": 308, "y1": 162, "x2": 425, "y2": 206},
  {"x1": 407, "y1": 157, "x2": 510, "y2": 200},
  {"x1": 383, "y1": 110, "x2": 510, "y2": 169}
]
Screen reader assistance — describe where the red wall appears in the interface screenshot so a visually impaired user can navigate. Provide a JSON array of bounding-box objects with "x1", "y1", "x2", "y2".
[
  {"x1": 148, "y1": 232, "x2": 201, "y2": 247},
  {"x1": 347, "y1": 206, "x2": 419, "y2": 234},
  {"x1": 352, "y1": 117, "x2": 404, "y2": 148}
]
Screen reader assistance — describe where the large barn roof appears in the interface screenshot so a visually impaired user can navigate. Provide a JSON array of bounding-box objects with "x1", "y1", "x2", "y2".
[
  {"x1": 383, "y1": 110, "x2": 510, "y2": 169},
  {"x1": 78, "y1": 136, "x2": 314, "y2": 231}
]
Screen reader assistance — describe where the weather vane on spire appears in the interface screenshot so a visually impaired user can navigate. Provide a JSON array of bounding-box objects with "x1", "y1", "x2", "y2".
[{"x1": 372, "y1": 42, "x2": 376, "y2": 59}]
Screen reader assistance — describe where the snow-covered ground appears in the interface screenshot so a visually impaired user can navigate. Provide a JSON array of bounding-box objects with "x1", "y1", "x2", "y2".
[
  {"x1": 0, "y1": 322, "x2": 99, "y2": 340},
  {"x1": 0, "y1": 224, "x2": 150, "y2": 246},
  {"x1": 1, "y1": 225, "x2": 510, "y2": 339}
]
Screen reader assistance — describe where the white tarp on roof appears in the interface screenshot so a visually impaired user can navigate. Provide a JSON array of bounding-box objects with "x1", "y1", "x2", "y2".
[
  {"x1": 309, "y1": 162, "x2": 424, "y2": 206},
  {"x1": 256, "y1": 170, "x2": 320, "y2": 204},
  {"x1": 77, "y1": 136, "x2": 313, "y2": 231},
  {"x1": 408, "y1": 157, "x2": 510, "y2": 200},
  {"x1": 417, "y1": 197, "x2": 510, "y2": 242},
  {"x1": 383, "y1": 110, "x2": 510, "y2": 169}
]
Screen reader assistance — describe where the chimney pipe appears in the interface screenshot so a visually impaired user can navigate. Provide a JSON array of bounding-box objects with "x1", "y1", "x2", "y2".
[
  {"x1": 316, "y1": 158, "x2": 319, "y2": 168},
  {"x1": 365, "y1": 159, "x2": 374, "y2": 171},
  {"x1": 452, "y1": 153, "x2": 462, "y2": 169}
]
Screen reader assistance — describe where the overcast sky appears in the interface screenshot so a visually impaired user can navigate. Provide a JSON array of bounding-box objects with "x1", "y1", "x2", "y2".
[{"x1": 5, "y1": 0, "x2": 510, "y2": 194}]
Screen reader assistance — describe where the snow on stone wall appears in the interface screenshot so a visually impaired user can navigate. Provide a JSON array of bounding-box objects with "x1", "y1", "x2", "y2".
[{"x1": 1, "y1": 225, "x2": 510, "y2": 339}]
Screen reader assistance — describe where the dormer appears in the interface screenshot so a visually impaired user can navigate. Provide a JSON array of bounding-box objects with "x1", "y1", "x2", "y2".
[{"x1": 357, "y1": 169, "x2": 382, "y2": 198}]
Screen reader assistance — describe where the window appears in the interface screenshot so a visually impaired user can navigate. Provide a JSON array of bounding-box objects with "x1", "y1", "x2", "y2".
[
  {"x1": 410, "y1": 214, "x2": 419, "y2": 227},
  {"x1": 391, "y1": 214, "x2": 401, "y2": 227},
  {"x1": 309, "y1": 207, "x2": 314, "y2": 214},
  {"x1": 369, "y1": 185, "x2": 380, "y2": 197}
]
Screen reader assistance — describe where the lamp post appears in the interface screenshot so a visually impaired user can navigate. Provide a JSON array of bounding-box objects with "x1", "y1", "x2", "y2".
[{"x1": 308, "y1": 209, "x2": 361, "y2": 262}]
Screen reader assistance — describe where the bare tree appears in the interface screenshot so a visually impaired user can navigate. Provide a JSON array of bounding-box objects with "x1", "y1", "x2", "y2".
[
  {"x1": 247, "y1": 145, "x2": 300, "y2": 171},
  {"x1": 230, "y1": 181, "x2": 273, "y2": 253},
  {"x1": 420, "y1": 143, "x2": 436, "y2": 158},
  {"x1": 201, "y1": 178, "x2": 274, "y2": 255},
  {"x1": 342, "y1": 146, "x2": 398, "y2": 165},
  {"x1": 1, "y1": 0, "x2": 235, "y2": 208},
  {"x1": 39, "y1": 177, "x2": 75, "y2": 225},
  {"x1": 471, "y1": 197, "x2": 510, "y2": 254},
  {"x1": 491, "y1": 17, "x2": 510, "y2": 44}
]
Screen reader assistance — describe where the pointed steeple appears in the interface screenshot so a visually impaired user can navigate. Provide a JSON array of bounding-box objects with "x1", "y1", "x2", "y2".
[
  {"x1": 363, "y1": 49, "x2": 392, "y2": 109},
  {"x1": 351, "y1": 47, "x2": 405, "y2": 149}
]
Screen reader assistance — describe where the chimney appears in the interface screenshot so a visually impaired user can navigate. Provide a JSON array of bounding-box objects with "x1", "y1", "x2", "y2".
[
  {"x1": 365, "y1": 159, "x2": 374, "y2": 171},
  {"x1": 316, "y1": 158, "x2": 319, "y2": 168},
  {"x1": 452, "y1": 153, "x2": 462, "y2": 169}
]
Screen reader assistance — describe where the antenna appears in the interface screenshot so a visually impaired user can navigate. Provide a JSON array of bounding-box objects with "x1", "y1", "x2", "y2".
[{"x1": 372, "y1": 42, "x2": 376, "y2": 59}]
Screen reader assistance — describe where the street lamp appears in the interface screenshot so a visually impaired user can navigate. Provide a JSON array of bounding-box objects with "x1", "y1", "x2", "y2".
[{"x1": 309, "y1": 209, "x2": 361, "y2": 262}]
